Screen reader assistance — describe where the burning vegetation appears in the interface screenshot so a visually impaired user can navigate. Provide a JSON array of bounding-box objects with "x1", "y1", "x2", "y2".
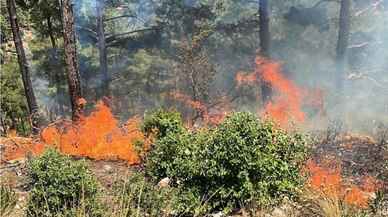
[
  {"x1": 3, "y1": 101, "x2": 150, "y2": 164},
  {"x1": 305, "y1": 159, "x2": 381, "y2": 208},
  {"x1": 234, "y1": 56, "x2": 324, "y2": 128}
]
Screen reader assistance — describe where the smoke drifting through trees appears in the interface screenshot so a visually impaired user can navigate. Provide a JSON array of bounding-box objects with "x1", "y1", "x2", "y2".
[{"x1": 2, "y1": 0, "x2": 388, "y2": 133}]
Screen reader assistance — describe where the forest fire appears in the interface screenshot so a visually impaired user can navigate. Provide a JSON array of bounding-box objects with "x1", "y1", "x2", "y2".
[
  {"x1": 3, "y1": 101, "x2": 150, "y2": 164},
  {"x1": 305, "y1": 159, "x2": 381, "y2": 208},
  {"x1": 40, "y1": 101, "x2": 149, "y2": 164},
  {"x1": 257, "y1": 57, "x2": 306, "y2": 126},
  {"x1": 235, "y1": 56, "x2": 324, "y2": 127}
]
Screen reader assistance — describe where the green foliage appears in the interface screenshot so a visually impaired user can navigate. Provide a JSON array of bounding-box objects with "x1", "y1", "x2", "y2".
[
  {"x1": 0, "y1": 185, "x2": 17, "y2": 217},
  {"x1": 146, "y1": 112, "x2": 308, "y2": 213},
  {"x1": 114, "y1": 171, "x2": 206, "y2": 217},
  {"x1": 0, "y1": 58, "x2": 31, "y2": 135},
  {"x1": 142, "y1": 109, "x2": 184, "y2": 139},
  {"x1": 26, "y1": 148, "x2": 102, "y2": 217}
]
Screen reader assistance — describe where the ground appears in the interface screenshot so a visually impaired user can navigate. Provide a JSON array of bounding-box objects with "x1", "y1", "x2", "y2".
[{"x1": 1, "y1": 133, "x2": 387, "y2": 217}]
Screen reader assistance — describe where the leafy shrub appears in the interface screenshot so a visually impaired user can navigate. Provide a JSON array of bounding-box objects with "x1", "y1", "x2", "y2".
[
  {"x1": 142, "y1": 109, "x2": 184, "y2": 139},
  {"x1": 26, "y1": 148, "x2": 102, "y2": 217},
  {"x1": 0, "y1": 185, "x2": 17, "y2": 217},
  {"x1": 146, "y1": 112, "x2": 308, "y2": 212},
  {"x1": 113, "y1": 171, "x2": 205, "y2": 217}
]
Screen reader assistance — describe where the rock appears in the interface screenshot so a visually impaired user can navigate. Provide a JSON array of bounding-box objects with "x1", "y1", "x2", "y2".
[
  {"x1": 211, "y1": 211, "x2": 223, "y2": 217},
  {"x1": 157, "y1": 177, "x2": 170, "y2": 188},
  {"x1": 103, "y1": 164, "x2": 113, "y2": 173}
]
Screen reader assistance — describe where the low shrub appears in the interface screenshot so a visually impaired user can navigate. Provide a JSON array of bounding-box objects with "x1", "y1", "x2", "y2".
[
  {"x1": 146, "y1": 112, "x2": 308, "y2": 213},
  {"x1": 113, "y1": 171, "x2": 205, "y2": 217},
  {"x1": 26, "y1": 148, "x2": 102, "y2": 217}
]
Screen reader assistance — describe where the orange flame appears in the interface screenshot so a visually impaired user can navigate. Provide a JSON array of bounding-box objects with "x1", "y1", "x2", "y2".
[
  {"x1": 305, "y1": 159, "x2": 381, "y2": 208},
  {"x1": 256, "y1": 57, "x2": 305, "y2": 127},
  {"x1": 1, "y1": 137, "x2": 46, "y2": 161},
  {"x1": 234, "y1": 56, "x2": 325, "y2": 128},
  {"x1": 40, "y1": 101, "x2": 149, "y2": 164}
]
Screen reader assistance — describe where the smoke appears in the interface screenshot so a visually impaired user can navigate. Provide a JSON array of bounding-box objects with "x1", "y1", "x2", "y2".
[
  {"x1": 28, "y1": 0, "x2": 388, "y2": 133},
  {"x1": 269, "y1": 0, "x2": 388, "y2": 132}
]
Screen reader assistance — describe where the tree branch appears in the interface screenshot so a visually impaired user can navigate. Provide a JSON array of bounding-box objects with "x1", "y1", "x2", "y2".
[
  {"x1": 105, "y1": 27, "x2": 155, "y2": 43},
  {"x1": 104, "y1": 14, "x2": 136, "y2": 22},
  {"x1": 75, "y1": 25, "x2": 97, "y2": 39}
]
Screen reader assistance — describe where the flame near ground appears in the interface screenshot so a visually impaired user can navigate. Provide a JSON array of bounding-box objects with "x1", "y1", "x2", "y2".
[{"x1": 3, "y1": 101, "x2": 150, "y2": 164}]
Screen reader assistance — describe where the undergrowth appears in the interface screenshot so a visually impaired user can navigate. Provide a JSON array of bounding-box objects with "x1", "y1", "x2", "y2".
[
  {"x1": 145, "y1": 111, "x2": 308, "y2": 214},
  {"x1": 26, "y1": 148, "x2": 102, "y2": 217}
]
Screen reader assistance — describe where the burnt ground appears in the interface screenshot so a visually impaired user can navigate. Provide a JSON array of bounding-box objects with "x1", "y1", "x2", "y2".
[
  {"x1": 1, "y1": 133, "x2": 388, "y2": 216},
  {"x1": 311, "y1": 131, "x2": 388, "y2": 185}
]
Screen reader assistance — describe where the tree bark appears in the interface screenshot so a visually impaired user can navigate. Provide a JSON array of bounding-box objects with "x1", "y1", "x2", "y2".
[
  {"x1": 96, "y1": 0, "x2": 110, "y2": 97},
  {"x1": 62, "y1": 0, "x2": 83, "y2": 121},
  {"x1": 259, "y1": 0, "x2": 272, "y2": 103},
  {"x1": 336, "y1": 0, "x2": 351, "y2": 90},
  {"x1": 47, "y1": 16, "x2": 57, "y2": 49},
  {"x1": 7, "y1": 0, "x2": 41, "y2": 133}
]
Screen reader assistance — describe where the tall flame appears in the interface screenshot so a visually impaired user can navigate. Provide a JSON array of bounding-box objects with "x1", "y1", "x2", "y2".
[
  {"x1": 234, "y1": 56, "x2": 324, "y2": 127},
  {"x1": 41, "y1": 101, "x2": 149, "y2": 164},
  {"x1": 256, "y1": 57, "x2": 305, "y2": 126}
]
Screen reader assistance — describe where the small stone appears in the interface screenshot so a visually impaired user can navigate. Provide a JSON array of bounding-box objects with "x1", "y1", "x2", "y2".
[
  {"x1": 211, "y1": 211, "x2": 223, "y2": 217},
  {"x1": 157, "y1": 177, "x2": 170, "y2": 188},
  {"x1": 103, "y1": 165, "x2": 113, "y2": 173}
]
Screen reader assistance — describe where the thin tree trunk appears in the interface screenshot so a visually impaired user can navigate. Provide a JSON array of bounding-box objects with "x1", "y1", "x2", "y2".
[
  {"x1": 7, "y1": 0, "x2": 41, "y2": 133},
  {"x1": 47, "y1": 16, "x2": 57, "y2": 49},
  {"x1": 259, "y1": 0, "x2": 272, "y2": 103},
  {"x1": 259, "y1": 0, "x2": 270, "y2": 57},
  {"x1": 336, "y1": 0, "x2": 351, "y2": 90},
  {"x1": 62, "y1": 0, "x2": 83, "y2": 121},
  {"x1": 46, "y1": 15, "x2": 66, "y2": 117},
  {"x1": 96, "y1": 0, "x2": 110, "y2": 97}
]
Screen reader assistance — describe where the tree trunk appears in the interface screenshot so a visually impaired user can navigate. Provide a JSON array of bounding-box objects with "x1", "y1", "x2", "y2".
[
  {"x1": 336, "y1": 0, "x2": 351, "y2": 90},
  {"x1": 259, "y1": 0, "x2": 270, "y2": 57},
  {"x1": 96, "y1": 0, "x2": 110, "y2": 97},
  {"x1": 7, "y1": 0, "x2": 41, "y2": 133},
  {"x1": 62, "y1": 0, "x2": 83, "y2": 121},
  {"x1": 259, "y1": 0, "x2": 272, "y2": 103},
  {"x1": 47, "y1": 16, "x2": 57, "y2": 49}
]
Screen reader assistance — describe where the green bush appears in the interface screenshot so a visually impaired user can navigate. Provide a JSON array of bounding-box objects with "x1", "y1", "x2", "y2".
[
  {"x1": 114, "y1": 171, "x2": 205, "y2": 217},
  {"x1": 26, "y1": 148, "x2": 102, "y2": 217},
  {"x1": 142, "y1": 109, "x2": 184, "y2": 139},
  {"x1": 146, "y1": 112, "x2": 308, "y2": 213}
]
